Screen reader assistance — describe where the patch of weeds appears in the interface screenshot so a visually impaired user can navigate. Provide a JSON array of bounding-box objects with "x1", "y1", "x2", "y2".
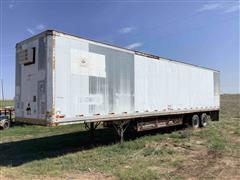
[
  {"x1": 169, "y1": 158, "x2": 183, "y2": 167},
  {"x1": 160, "y1": 172, "x2": 180, "y2": 180},
  {"x1": 233, "y1": 126, "x2": 240, "y2": 136},
  {"x1": 144, "y1": 134, "x2": 166, "y2": 142},
  {"x1": 193, "y1": 122, "x2": 228, "y2": 155},
  {"x1": 180, "y1": 129, "x2": 192, "y2": 139},
  {"x1": 142, "y1": 147, "x2": 155, "y2": 156},
  {"x1": 207, "y1": 129, "x2": 227, "y2": 153},
  {"x1": 170, "y1": 130, "x2": 192, "y2": 139},
  {"x1": 119, "y1": 138, "x2": 145, "y2": 151},
  {"x1": 194, "y1": 129, "x2": 207, "y2": 138},
  {"x1": 117, "y1": 167, "x2": 159, "y2": 180},
  {"x1": 169, "y1": 132, "x2": 183, "y2": 139},
  {"x1": 169, "y1": 130, "x2": 192, "y2": 143},
  {"x1": 142, "y1": 146, "x2": 175, "y2": 157}
]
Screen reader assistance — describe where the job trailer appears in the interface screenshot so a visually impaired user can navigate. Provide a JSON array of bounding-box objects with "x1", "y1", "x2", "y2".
[{"x1": 15, "y1": 30, "x2": 220, "y2": 142}]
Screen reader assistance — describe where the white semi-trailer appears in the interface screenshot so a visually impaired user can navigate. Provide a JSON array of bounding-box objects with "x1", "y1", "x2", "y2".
[{"x1": 15, "y1": 30, "x2": 220, "y2": 142}]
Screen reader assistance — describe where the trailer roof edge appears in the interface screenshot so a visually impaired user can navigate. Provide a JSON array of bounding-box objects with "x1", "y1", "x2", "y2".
[{"x1": 16, "y1": 29, "x2": 220, "y2": 73}]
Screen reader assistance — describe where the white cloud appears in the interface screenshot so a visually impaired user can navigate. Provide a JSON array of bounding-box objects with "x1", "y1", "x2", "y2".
[
  {"x1": 197, "y1": 3, "x2": 222, "y2": 12},
  {"x1": 197, "y1": 2, "x2": 240, "y2": 14},
  {"x1": 224, "y1": 5, "x2": 240, "y2": 13},
  {"x1": 9, "y1": 4, "x2": 14, "y2": 9},
  {"x1": 119, "y1": 26, "x2": 135, "y2": 34},
  {"x1": 27, "y1": 28, "x2": 35, "y2": 35},
  {"x1": 125, "y1": 42, "x2": 143, "y2": 50},
  {"x1": 36, "y1": 24, "x2": 46, "y2": 30},
  {"x1": 8, "y1": 0, "x2": 17, "y2": 9},
  {"x1": 26, "y1": 24, "x2": 46, "y2": 35}
]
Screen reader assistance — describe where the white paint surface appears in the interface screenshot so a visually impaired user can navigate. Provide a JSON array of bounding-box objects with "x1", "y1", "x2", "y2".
[
  {"x1": 134, "y1": 55, "x2": 217, "y2": 112},
  {"x1": 15, "y1": 31, "x2": 220, "y2": 124},
  {"x1": 71, "y1": 49, "x2": 106, "y2": 77}
]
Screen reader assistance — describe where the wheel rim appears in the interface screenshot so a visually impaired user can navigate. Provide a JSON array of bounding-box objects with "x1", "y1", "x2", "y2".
[
  {"x1": 193, "y1": 119, "x2": 198, "y2": 126},
  {"x1": 192, "y1": 115, "x2": 199, "y2": 128},
  {"x1": 3, "y1": 122, "x2": 9, "y2": 129},
  {"x1": 202, "y1": 115, "x2": 207, "y2": 126}
]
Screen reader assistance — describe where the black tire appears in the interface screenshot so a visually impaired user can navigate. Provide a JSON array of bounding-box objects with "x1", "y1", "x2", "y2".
[
  {"x1": 3, "y1": 120, "x2": 10, "y2": 129},
  {"x1": 191, "y1": 115, "x2": 199, "y2": 129},
  {"x1": 200, "y1": 113, "x2": 208, "y2": 127}
]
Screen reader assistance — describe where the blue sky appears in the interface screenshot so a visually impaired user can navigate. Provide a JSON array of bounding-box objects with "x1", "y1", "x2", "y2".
[{"x1": 0, "y1": 0, "x2": 239, "y2": 99}]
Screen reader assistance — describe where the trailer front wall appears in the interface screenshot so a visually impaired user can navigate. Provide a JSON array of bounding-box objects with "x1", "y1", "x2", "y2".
[{"x1": 15, "y1": 33, "x2": 51, "y2": 121}]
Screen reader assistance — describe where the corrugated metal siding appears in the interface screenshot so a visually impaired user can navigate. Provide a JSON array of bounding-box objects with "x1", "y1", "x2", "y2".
[
  {"x1": 54, "y1": 36, "x2": 135, "y2": 117},
  {"x1": 55, "y1": 36, "x2": 89, "y2": 117},
  {"x1": 134, "y1": 55, "x2": 216, "y2": 112},
  {"x1": 89, "y1": 43, "x2": 135, "y2": 114},
  {"x1": 54, "y1": 34, "x2": 219, "y2": 119},
  {"x1": 89, "y1": 76, "x2": 108, "y2": 115}
]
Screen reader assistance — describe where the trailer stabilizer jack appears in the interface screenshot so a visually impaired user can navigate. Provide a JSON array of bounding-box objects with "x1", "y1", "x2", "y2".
[
  {"x1": 84, "y1": 122, "x2": 101, "y2": 143},
  {"x1": 112, "y1": 120, "x2": 130, "y2": 144}
]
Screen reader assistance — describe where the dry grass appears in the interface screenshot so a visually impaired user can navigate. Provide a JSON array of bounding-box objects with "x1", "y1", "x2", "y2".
[
  {"x1": 0, "y1": 94, "x2": 239, "y2": 179},
  {"x1": 0, "y1": 100, "x2": 14, "y2": 109}
]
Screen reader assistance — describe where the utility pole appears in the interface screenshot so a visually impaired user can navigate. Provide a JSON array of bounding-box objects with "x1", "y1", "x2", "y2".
[{"x1": 0, "y1": 79, "x2": 4, "y2": 108}]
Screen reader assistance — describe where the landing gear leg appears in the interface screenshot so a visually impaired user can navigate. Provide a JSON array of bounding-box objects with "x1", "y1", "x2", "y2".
[
  {"x1": 112, "y1": 120, "x2": 130, "y2": 144},
  {"x1": 90, "y1": 122, "x2": 94, "y2": 142},
  {"x1": 84, "y1": 122, "x2": 101, "y2": 144}
]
